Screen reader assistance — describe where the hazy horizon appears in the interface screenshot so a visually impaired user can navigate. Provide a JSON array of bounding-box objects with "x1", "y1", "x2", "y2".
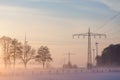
[{"x1": 0, "y1": 0, "x2": 120, "y2": 68}]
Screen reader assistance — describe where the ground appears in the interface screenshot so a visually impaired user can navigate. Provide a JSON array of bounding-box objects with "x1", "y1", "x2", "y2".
[{"x1": 0, "y1": 68, "x2": 120, "y2": 80}]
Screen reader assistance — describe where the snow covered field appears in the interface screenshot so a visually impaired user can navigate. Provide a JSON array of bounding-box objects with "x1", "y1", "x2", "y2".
[{"x1": 0, "y1": 68, "x2": 120, "y2": 80}]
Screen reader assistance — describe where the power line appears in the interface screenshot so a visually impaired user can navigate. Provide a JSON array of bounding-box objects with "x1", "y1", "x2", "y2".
[
  {"x1": 108, "y1": 23, "x2": 120, "y2": 34},
  {"x1": 94, "y1": 12, "x2": 120, "y2": 32},
  {"x1": 98, "y1": 21, "x2": 120, "y2": 35}
]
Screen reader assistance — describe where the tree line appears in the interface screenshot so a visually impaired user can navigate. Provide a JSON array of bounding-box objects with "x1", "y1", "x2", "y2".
[
  {"x1": 96, "y1": 44, "x2": 120, "y2": 67},
  {"x1": 0, "y1": 36, "x2": 52, "y2": 69}
]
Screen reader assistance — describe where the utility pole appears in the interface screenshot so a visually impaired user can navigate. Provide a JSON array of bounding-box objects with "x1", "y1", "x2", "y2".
[
  {"x1": 96, "y1": 42, "x2": 99, "y2": 57},
  {"x1": 73, "y1": 28, "x2": 106, "y2": 69},
  {"x1": 92, "y1": 49, "x2": 95, "y2": 66},
  {"x1": 68, "y1": 52, "x2": 72, "y2": 66},
  {"x1": 24, "y1": 35, "x2": 27, "y2": 63},
  {"x1": 24, "y1": 34, "x2": 28, "y2": 46}
]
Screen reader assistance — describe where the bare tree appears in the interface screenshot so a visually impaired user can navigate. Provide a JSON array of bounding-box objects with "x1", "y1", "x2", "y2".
[
  {"x1": 0, "y1": 36, "x2": 12, "y2": 68},
  {"x1": 10, "y1": 39, "x2": 23, "y2": 68},
  {"x1": 20, "y1": 44, "x2": 35, "y2": 69},
  {"x1": 35, "y1": 46, "x2": 52, "y2": 69}
]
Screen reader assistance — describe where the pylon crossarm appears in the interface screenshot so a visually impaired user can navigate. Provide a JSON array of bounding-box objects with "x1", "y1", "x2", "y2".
[
  {"x1": 90, "y1": 33, "x2": 106, "y2": 38},
  {"x1": 73, "y1": 33, "x2": 88, "y2": 38}
]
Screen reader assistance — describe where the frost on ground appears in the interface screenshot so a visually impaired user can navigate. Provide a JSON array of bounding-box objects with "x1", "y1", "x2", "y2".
[{"x1": 0, "y1": 68, "x2": 120, "y2": 80}]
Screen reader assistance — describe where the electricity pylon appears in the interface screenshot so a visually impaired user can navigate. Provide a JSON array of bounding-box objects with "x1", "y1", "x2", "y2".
[
  {"x1": 68, "y1": 52, "x2": 72, "y2": 67},
  {"x1": 68, "y1": 52, "x2": 72, "y2": 65},
  {"x1": 73, "y1": 28, "x2": 106, "y2": 69},
  {"x1": 65, "y1": 52, "x2": 75, "y2": 68}
]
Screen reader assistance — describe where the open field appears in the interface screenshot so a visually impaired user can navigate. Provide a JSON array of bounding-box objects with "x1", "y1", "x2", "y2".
[{"x1": 0, "y1": 68, "x2": 120, "y2": 80}]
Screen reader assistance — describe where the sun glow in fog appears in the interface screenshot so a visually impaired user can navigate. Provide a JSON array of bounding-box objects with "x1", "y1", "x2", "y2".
[
  {"x1": 0, "y1": 0, "x2": 120, "y2": 80},
  {"x1": 0, "y1": 0, "x2": 120, "y2": 69}
]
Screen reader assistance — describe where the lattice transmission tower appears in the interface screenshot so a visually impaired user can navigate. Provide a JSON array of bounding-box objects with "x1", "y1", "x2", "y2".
[{"x1": 73, "y1": 28, "x2": 106, "y2": 69}]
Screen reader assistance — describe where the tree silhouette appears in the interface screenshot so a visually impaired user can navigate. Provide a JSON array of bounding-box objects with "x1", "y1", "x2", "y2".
[
  {"x1": 102, "y1": 44, "x2": 120, "y2": 66},
  {"x1": 0, "y1": 36, "x2": 12, "y2": 68},
  {"x1": 10, "y1": 39, "x2": 22, "y2": 68},
  {"x1": 20, "y1": 44, "x2": 35, "y2": 69},
  {"x1": 96, "y1": 44, "x2": 120, "y2": 67},
  {"x1": 96, "y1": 55, "x2": 102, "y2": 66},
  {"x1": 35, "y1": 46, "x2": 52, "y2": 69}
]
